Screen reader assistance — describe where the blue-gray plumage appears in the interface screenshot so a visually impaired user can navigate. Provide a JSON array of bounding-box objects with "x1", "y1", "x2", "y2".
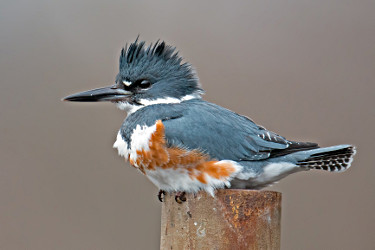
[
  {"x1": 121, "y1": 99, "x2": 289, "y2": 160},
  {"x1": 63, "y1": 38, "x2": 356, "y2": 197}
]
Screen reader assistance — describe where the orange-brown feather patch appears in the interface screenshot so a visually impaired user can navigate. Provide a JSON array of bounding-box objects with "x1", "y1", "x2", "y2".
[{"x1": 130, "y1": 120, "x2": 237, "y2": 183}]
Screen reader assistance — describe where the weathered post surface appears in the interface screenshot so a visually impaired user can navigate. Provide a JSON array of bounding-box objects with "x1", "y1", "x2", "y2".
[{"x1": 160, "y1": 189, "x2": 281, "y2": 250}]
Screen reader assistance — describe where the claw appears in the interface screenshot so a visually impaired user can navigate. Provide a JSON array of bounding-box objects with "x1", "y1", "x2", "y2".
[
  {"x1": 158, "y1": 190, "x2": 166, "y2": 202},
  {"x1": 175, "y1": 191, "x2": 187, "y2": 203}
]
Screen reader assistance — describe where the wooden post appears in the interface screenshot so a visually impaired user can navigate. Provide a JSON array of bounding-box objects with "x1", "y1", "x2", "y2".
[{"x1": 160, "y1": 189, "x2": 281, "y2": 250}]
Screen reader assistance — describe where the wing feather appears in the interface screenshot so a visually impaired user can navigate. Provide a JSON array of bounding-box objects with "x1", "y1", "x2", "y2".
[{"x1": 162, "y1": 100, "x2": 290, "y2": 161}]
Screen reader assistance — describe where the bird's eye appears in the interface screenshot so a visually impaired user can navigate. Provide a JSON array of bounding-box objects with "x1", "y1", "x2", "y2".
[{"x1": 136, "y1": 79, "x2": 151, "y2": 89}]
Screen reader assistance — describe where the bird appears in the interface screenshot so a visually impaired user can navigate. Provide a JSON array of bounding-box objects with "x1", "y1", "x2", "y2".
[{"x1": 63, "y1": 39, "x2": 356, "y2": 203}]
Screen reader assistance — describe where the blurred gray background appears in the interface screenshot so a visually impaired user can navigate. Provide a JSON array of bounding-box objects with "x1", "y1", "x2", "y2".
[{"x1": 1, "y1": 0, "x2": 374, "y2": 249}]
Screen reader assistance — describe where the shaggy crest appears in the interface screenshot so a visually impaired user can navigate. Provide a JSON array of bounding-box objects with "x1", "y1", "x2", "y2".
[{"x1": 117, "y1": 38, "x2": 198, "y2": 86}]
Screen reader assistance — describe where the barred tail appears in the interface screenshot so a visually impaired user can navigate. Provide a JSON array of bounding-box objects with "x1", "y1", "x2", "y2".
[{"x1": 297, "y1": 145, "x2": 356, "y2": 172}]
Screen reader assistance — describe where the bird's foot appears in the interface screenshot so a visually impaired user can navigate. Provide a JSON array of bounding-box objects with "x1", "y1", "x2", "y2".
[
  {"x1": 174, "y1": 191, "x2": 187, "y2": 204},
  {"x1": 158, "y1": 190, "x2": 166, "y2": 202}
]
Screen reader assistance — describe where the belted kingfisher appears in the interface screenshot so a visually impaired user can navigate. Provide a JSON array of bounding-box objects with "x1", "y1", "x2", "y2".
[{"x1": 64, "y1": 39, "x2": 356, "y2": 202}]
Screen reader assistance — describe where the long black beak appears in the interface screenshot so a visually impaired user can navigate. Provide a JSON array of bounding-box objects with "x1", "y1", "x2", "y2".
[{"x1": 63, "y1": 86, "x2": 132, "y2": 102}]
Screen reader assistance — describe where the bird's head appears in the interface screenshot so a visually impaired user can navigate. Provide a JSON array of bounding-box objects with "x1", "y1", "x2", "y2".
[{"x1": 63, "y1": 39, "x2": 203, "y2": 113}]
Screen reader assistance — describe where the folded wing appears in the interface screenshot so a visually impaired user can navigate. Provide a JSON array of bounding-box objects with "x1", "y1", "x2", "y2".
[{"x1": 162, "y1": 100, "x2": 302, "y2": 161}]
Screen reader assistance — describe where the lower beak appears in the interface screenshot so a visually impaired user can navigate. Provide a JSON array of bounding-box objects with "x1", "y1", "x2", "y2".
[{"x1": 63, "y1": 86, "x2": 132, "y2": 102}]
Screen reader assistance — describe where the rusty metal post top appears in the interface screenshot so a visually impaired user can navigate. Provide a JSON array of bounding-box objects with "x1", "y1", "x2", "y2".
[
  {"x1": 214, "y1": 188, "x2": 281, "y2": 197},
  {"x1": 160, "y1": 189, "x2": 282, "y2": 250}
]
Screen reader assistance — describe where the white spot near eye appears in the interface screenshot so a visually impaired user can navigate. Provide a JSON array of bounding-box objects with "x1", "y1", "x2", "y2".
[{"x1": 122, "y1": 80, "x2": 132, "y2": 86}]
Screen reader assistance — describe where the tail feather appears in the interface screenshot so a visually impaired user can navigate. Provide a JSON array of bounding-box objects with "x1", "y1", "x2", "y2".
[{"x1": 296, "y1": 145, "x2": 356, "y2": 172}]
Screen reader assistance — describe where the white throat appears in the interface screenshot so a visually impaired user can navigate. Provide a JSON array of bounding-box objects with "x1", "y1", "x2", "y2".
[{"x1": 116, "y1": 93, "x2": 201, "y2": 115}]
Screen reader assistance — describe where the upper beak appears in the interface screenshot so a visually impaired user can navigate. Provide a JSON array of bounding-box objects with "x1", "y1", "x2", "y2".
[{"x1": 62, "y1": 85, "x2": 132, "y2": 102}]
